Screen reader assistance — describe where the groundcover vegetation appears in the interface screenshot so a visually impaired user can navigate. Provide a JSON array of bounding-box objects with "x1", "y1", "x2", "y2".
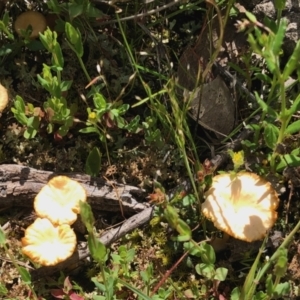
[{"x1": 1, "y1": 0, "x2": 300, "y2": 299}]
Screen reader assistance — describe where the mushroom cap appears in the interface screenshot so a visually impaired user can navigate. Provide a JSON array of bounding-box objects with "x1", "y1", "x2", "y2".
[
  {"x1": 0, "y1": 83, "x2": 8, "y2": 112},
  {"x1": 34, "y1": 176, "x2": 87, "y2": 225},
  {"x1": 14, "y1": 11, "x2": 47, "y2": 39},
  {"x1": 202, "y1": 172, "x2": 279, "y2": 242},
  {"x1": 22, "y1": 218, "x2": 76, "y2": 266}
]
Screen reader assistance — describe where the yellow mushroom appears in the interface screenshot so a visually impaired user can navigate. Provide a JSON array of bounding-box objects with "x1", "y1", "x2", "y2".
[
  {"x1": 22, "y1": 218, "x2": 76, "y2": 266},
  {"x1": 0, "y1": 83, "x2": 8, "y2": 112},
  {"x1": 202, "y1": 172, "x2": 279, "y2": 242},
  {"x1": 14, "y1": 11, "x2": 47, "y2": 39},
  {"x1": 34, "y1": 176, "x2": 87, "y2": 226}
]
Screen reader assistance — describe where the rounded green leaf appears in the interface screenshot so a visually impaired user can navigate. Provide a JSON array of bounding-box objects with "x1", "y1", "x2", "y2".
[
  {"x1": 85, "y1": 147, "x2": 101, "y2": 177},
  {"x1": 214, "y1": 267, "x2": 228, "y2": 281}
]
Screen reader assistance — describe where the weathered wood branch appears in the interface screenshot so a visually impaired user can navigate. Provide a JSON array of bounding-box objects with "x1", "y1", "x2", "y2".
[
  {"x1": 0, "y1": 164, "x2": 154, "y2": 279},
  {"x1": 0, "y1": 164, "x2": 149, "y2": 214},
  {"x1": 30, "y1": 206, "x2": 155, "y2": 280}
]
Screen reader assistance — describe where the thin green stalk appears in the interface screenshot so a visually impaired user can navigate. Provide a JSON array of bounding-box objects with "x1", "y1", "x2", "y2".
[
  {"x1": 76, "y1": 53, "x2": 91, "y2": 82},
  {"x1": 240, "y1": 219, "x2": 300, "y2": 298},
  {"x1": 132, "y1": 89, "x2": 168, "y2": 108},
  {"x1": 99, "y1": 263, "x2": 109, "y2": 299},
  {"x1": 270, "y1": 74, "x2": 289, "y2": 170},
  {"x1": 241, "y1": 236, "x2": 268, "y2": 299},
  {"x1": 65, "y1": 39, "x2": 96, "y2": 93},
  {"x1": 255, "y1": 218, "x2": 300, "y2": 283},
  {"x1": 52, "y1": 52, "x2": 62, "y2": 85}
]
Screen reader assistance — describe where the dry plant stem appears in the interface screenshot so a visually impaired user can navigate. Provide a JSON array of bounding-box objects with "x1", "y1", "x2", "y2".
[
  {"x1": 94, "y1": 0, "x2": 182, "y2": 25},
  {"x1": 202, "y1": 0, "x2": 236, "y2": 81},
  {"x1": 201, "y1": 0, "x2": 224, "y2": 80},
  {"x1": 150, "y1": 249, "x2": 190, "y2": 297},
  {"x1": 285, "y1": 186, "x2": 293, "y2": 224},
  {"x1": 30, "y1": 206, "x2": 155, "y2": 280}
]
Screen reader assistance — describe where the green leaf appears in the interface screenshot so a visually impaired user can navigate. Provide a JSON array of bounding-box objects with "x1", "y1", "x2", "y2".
[
  {"x1": 276, "y1": 154, "x2": 300, "y2": 172},
  {"x1": 195, "y1": 263, "x2": 215, "y2": 279},
  {"x1": 285, "y1": 120, "x2": 300, "y2": 135},
  {"x1": 245, "y1": 11, "x2": 257, "y2": 23},
  {"x1": 273, "y1": 248, "x2": 288, "y2": 277},
  {"x1": 3, "y1": 11, "x2": 10, "y2": 27},
  {"x1": 263, "y1": 123, "x2": 279, "y2": 150},
  {"x1": 118, "y1": 278, "x2": 153, "y2": 300},
  {"x1": 68, "y1": 3, "x2": 84, "y2": 20},
  {"x1": 283, "y1": 39, "x2": 300, "y2": 80},
  {"x1": 140, "y1": 264, "x2": 153, "y2": 284},
  {"x1": 18, "y1": 266, "x2": 31, "y2": 284},
  {"x1": 106, "y1": 275, "x2": 118, "y2": 298},
  {"x1": 286, "y1": 93, "x2": 300, "y2": 116},
  {"x1": 11, "y1": 111, "x2": 28, "y2": 125},
  {"x1": 184, "y1": 241, "x2": 202, "y2": 257},
  {"x1": 0, "y1": 227, "x2": 6, "y2": 245},
  {"x1": 27, "y1": 116, "x2": 39, "y2": 129},
  {"x1": 115, "y1": 115, "x2": 126, "y2": 128},
  {"x1": 125, "y1": 115, "x2": 140, "y2": 133},
  {"x1": 0, "y1": 283, "x2": 8, "y2": 296},
  {"x1": 230, "y1": 287, "x2": 241, "y2": 300},
  {"x1": 264, "y1": 49, "x2": 277, "y2": 74},
  {"x1": 92, "y1": 277, "x2": 106, "y2": 292},
  {"x1": 65, "y1": 22, "x2": 77, "y2": 45},
  {"x1": 214, "y1": 267, "x2": 228, "y2": 281},
  {"x1": 253, "y1": 291, "x2": 268, "y2": 300},
  {"x1": 175, "y1": 219, "x2": 192, "y2": 242},
  {"x1": 85, "y1": 147, "x2": 101, "y2": 177},
  {"x1": 182, "y1": 194, "x2": 196, "y2": 206},
  {"x1": 79, "y1": 201, "x2": 95, "y2": 233},
  {"x1": 164, "y1": 205, "x2": 179, "y2": 229},
  {"x1": 200, "y1": 243, "x2": 215, "y2": 265},
  {"x1": 266, "y1": 274, "x2": 273, "y2": 295},
  {"x1": 65, "y1": 22, "x2": 83, "y2": 57},
  {"x1": 86, "y1": 4, "x2": 105, "y2": 18},
  {"x1": 24, "y1": 127, "x2": 37, "y2": 139},
  {"x1": 46, "y1": 0, "x2": 62, "y2": 13},
  {"x1": 272, "y1": 18, "x2": 287, "y2": 56},
  {"x1": 52, "y1": 41, "x2": 64, "y2": 68},
  {"x1": 60, "y1": 80, "x2": 73, "y2": 92},
  {"x1": 117, "y1": 104, "x2": 130, "y2": 115},
  {"x1": 254, "y1": 73, "x2": 272, "y2": 84},
  {"x1": 273, "y1": 282, "x2": 290, "y2": 297},
  {"x1": 14, "y1": 95, "x2": 26, "y2": 112},
  {"x1": 47, "y1": 123, "x2": 54, "y2": 134},
  {"x1": 163, "y1": 205, "x2": 191, "y2": 241},
  {"x1": 119, "y1": 245, "x2": 135, "y2": 263},
  {"x1": 88, "y1": 235, "x2": 107, "y2": 264},
  {"x1": 92, "y1": 296, "x2": 106, "y2": 300},
  {"x1": 93, "y1": 93, "x2": 107, "y2": 110},
  {"x1": 79, "y1": 126, "x2": 99, "y2": 134},
  {"x1": 255, "y1": 92, "x2": 277, "y2": 117},
  {"x1": 58, "y1": 124, "x2": 69, "y2": 137}
]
